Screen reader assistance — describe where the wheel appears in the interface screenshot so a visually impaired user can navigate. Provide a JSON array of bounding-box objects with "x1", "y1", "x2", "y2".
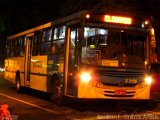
[
  {"x1": 16, "y1": 73, "x2": 22, "y2": 93},
  {"x1": 16, "y1": 80, "x2": 20, "y2": 92},
  {"x1": 50, "y1": 78, "x2": 64, "y2": 105}
]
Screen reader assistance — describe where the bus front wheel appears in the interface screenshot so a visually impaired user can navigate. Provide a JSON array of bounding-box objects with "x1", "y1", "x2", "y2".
[{"x1": 51, "y1": 78, "x2": 64, "y2": 105}]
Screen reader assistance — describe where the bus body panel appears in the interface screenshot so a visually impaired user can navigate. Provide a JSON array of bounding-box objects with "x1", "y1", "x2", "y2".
[
  {"x1": 4, "y1": 54, "x2": 64, "y2": 93},
  {"x1": 30, "y1": 75, "x2": 47, "y2": 92},
  {"x1": 4, "y1": 57, "x2": 25, "y2": 85},
  {"x1": 30, "y1": 55, "x2": 48, "y2": 92},
  {"x1": 30, "y1": 55, "x2": 64, "y2": 92}
]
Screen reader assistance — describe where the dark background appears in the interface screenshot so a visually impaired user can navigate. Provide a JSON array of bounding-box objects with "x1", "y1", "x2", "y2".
[{"x1": 0, "y1": 0, "x2": 160, "y2": 66}]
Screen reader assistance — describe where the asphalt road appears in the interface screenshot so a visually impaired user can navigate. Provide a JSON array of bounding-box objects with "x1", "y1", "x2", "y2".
[{"x1": 0, "y1": 72, "x2": 160, "y2": 120}]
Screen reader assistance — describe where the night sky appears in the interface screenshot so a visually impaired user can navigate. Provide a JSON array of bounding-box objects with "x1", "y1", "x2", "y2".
[
  {"x1": 0, "y1": 0, "x2": 66, "y2": 66},
  {"x1": 1, "y1": 0, "x2": 160, "y2": 36},
  {"x1": 0, "y1": 0, "x2": 66, "y2": 35},
  {"x1": 0, "y1": 0, "x2": 160, "y2": 66}
]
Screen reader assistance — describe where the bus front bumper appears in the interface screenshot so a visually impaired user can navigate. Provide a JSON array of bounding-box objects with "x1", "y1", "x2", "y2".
[{"x1": 77, "y1": 82, "x2": 151, "y2": 99}]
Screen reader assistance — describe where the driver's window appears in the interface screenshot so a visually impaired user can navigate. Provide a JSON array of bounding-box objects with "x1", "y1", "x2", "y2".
[{"x1": 82, "y1": 27, "x2": 108, "y2": 64}]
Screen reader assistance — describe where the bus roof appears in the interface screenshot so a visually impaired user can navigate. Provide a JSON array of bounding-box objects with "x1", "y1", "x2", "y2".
[
  {"x1": 7, "y1": 22, "x2": 52, "y2": 40},
  {"x1": 7, "y1": 10, "x2": 146, "y2": 41}
]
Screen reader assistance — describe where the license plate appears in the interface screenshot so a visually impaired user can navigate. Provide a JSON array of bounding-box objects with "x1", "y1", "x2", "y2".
[{"x1": 115, "y1": 90, "x2": 126, "y2": 95}]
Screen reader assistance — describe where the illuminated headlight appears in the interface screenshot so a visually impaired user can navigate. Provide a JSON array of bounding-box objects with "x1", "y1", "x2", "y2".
[
  {"x1": 80, "y1": 73, "x2": 91, "y2": 83},
  {"x1": 145, "y1": 76, "x2": 152, "y2": 85}
]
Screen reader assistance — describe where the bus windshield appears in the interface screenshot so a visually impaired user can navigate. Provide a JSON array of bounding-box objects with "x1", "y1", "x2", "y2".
[{"x1": 81, "y1": 27, "x2": 146, "y2": 69}]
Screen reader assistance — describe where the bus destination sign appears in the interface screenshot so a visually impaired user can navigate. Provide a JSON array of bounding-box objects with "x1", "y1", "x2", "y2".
[
  {"x1": 89, "y1": 14, "x2": 133, "y2": 25},
  {"x1": 104, "y1": 15, "x2": 132, "y2": 25}
]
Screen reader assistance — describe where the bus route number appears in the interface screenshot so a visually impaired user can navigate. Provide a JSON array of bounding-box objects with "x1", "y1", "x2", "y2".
[{"x1": 125, "y1": 78, "x2": 137, "y2": 84}]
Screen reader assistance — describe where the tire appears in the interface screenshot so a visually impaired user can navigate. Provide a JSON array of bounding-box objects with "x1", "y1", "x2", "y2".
[
  {"x1": 50, "y1": 77, "x2": 64, "y2": 105},
  {"x1": 16, "y1": 73, "x2": 22, "y2": 93}
]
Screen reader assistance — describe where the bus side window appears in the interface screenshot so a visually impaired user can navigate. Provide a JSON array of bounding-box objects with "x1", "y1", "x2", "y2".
[
  {"x1": 52, "y1": 26, "x2": 66, "y2": 55},
  {"x1": 11, "y1": 39, "x2": 19, "y2": 57},
  {"x1": 40, "y1": 28, "x2": 52, "y2": 55},
  {"x1": 6, "y1": 41, "x2": 10, "y2": 57},
  {"x1": 51, "y1": 40, "x2": 64, "y2": 54},
  {"x1": 20, "y1": 48, "x2": 24, "y2": 56},
  {"x1": 42, "y1": 42, "x2": 51, "y2": 54},
  {"x1": 19, "y1": 36, "x2": 25, "y2": 57}
]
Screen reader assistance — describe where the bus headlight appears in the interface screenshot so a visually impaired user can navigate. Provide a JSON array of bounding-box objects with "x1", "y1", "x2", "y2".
[
  {"x1": 80, "y1": 73, "x2": 91, "y2": 83},
  {"x1": 145, "y1": 76, "x2": 152, "y2": 85}
]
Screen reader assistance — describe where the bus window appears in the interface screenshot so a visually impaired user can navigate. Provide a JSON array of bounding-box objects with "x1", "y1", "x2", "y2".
[
  {"x1": 52, "y1": 40, "x2": 64, "y2": 54},
  {"x1": 69, "y1": 30, "x2": 76, "y2": 68},
  {"x1": 51, "y1": 26, "x2": 66, "y2": 54},
  {"x1": 19, "y1": 36, "x2": 25, "y2": 57},
  {"x1": 6, "y1": 41, "x2": 11, "y2": 57},
  {"x1": 11, "y1": 38, "x2": 19, "y2": 57},
  {"x1": 81, "y1": 27, "x2": 146, "y2": 69},
  {"x1": 54, "y1": 26, "x2": 66, "y2": 40},
  {"x1": 40, "y1": 28, "x2": 52, "y2": 55},
  {"x1": 41, "y1": 42, "x2": 51, "y2": 54},
  {"x1": 32, "y1": 31, "x2": 41, "y2": 56}
]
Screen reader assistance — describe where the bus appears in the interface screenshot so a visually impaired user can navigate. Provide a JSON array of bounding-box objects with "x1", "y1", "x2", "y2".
[{"x1": 4, "y1": 10, "x2": 157, "y2": 104}]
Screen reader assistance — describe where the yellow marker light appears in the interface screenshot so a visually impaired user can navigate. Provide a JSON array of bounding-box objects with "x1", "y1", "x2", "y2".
[
  {"x1": 104, "y1": 15, "x2": 132, "y2": 24},
  {"x1": 145, "y1": 76, "x2": 152, "y2": 85},
  {"x1": 80, "y1": 73, "x2": 91, "y2": 83}
]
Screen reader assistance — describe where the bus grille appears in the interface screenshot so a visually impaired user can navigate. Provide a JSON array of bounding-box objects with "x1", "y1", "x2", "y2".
[
  {"x1": 96, "y1": 69, "x2": 144, "y2": 77},
  {"x1": 96, "y1": 69, "x2": 144, "y2": 87},
  {"x1": 102, "y1": 82, "x2": 138, "y2": 87}
]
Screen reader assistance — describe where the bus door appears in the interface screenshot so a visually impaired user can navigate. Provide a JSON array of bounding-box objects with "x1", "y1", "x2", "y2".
[
  {"x1": 65, "y1": 27, "x2": 79, "y2": 96},
  {"x1": 24, "y1": 33, "x2": 33, "y2": 86}
]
